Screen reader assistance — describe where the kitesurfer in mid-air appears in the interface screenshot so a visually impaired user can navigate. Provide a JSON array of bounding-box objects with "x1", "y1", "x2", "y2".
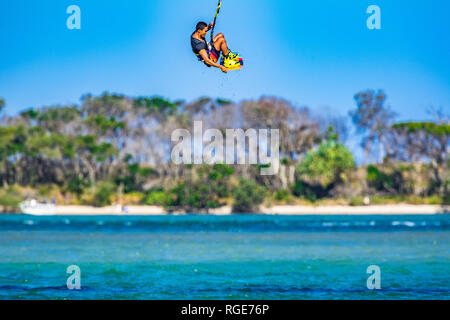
[{"x1": 191, "y1": 21, "x2": 243, "y2": 73}]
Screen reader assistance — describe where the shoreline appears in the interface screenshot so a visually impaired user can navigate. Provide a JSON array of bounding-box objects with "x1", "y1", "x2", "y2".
[{"x1": 6, "y1": 204, "x2": 448, "y2": 216}]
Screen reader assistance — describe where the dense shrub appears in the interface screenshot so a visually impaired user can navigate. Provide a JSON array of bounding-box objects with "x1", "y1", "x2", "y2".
[
  {"x1": 292, "y1": 181, "x2": 322, "y2": 202},
  {"x1": 165, "y1": 182, "x2": 222, "y2": 212},
  {"x1": 91, "y1": 182, "x2": 116, "y2": 207},
  {"x1": 145, "y1": 190, "x2": 168, "y2": 206},
  {"x1": 164, "y1": 165, "x2": 235, "y2": 212},
  {"x1": 366, "y1": 165, "x2": 403, "y2": 194},
  {"x1": 274, "y1": 189, "x2": 291, "y2": 202},
  {"x1": 297, "y1": 141, "x2": 355, "y2": 188},
  {"x1": 0, "y1": 187, "x2": 23, "y2": 212},
  {"x1": 232, "y1": 179, "x2": 266, "y2": 213},
  {"x1": 67, "y1": 177, "x2": 91, "y2": 196}
]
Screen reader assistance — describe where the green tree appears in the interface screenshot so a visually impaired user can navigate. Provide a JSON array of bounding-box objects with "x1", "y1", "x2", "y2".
[
  {"x1": 91, "y1": 181, "x2": 116, "y2": 207},
  {"x1": 166, "y1": 164, "x2": 234, "y2": 212},
  {"x1": 366, "y1": 165, "x2": 404, "y2": 194},
  {"x1": 390, "y1": 121, "x2": 449, "y2": 195},
  {"x1": 134, "y1": 96, "x2": 178, "y2": 121},
  {"x1": 36, "y1": 106, "x2": 81, "y2": 133},
  {"x1": 74, "y1": 135, "x2": 117, "y2": 184},
  {"x1": 232, "y1": 179, "x2": 266, "y2": 213},
  {"x1": 116, "y1": 162, "x2": 158, "y2": 194},
  {"x1": 297, "y1": 137, "x2": 355, "y2": 189},
  {"x1": 0, "y1": 125, "x2": 27, "y2": 186},
  {"x1": 350, "y1": 90, "x2": 396, "y2": 163},
  {"x1": 0, "y1": 187, "x2": 23, "y2": 212},
  {"x1": 145, "y1": 189, "x2": 168, "y2": 206}
]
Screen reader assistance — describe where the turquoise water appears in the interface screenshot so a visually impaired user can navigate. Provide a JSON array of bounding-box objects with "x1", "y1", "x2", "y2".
[{"x1": 0, "y1": 214, "x2": 449, "y2": 300}]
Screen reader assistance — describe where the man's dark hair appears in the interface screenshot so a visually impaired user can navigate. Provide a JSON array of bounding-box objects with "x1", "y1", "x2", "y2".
[{"x1": 195, "y1": 21, "x2": 208, "y2": 32}]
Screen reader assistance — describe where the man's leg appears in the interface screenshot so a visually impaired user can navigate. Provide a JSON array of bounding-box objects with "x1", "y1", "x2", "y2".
[{"x1": 213, "y1": 33, "x2": 230, "y2": 57}]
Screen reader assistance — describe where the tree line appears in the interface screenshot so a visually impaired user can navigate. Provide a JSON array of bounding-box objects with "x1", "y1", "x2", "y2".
[{"x1": 0, "y1": 90, "x2": 448, "y2": 212}]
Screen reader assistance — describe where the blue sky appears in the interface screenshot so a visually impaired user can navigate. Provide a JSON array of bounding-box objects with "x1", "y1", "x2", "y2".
[{"x1": 0, "y1": 0, "x2": 449, "y2": 122}]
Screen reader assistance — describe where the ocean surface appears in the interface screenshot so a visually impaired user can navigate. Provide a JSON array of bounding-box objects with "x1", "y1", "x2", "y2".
[{"x1": 0, "y1": 214, "x2": 449, "y2": 300}]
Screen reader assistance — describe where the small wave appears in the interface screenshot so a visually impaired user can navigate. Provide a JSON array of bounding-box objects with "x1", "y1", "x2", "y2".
[
  {"x1": 392, "y1": 221, "x2": 415, "y2": 227},
  {"x1": 193, "y1": 284, "x2": 450, "y2": 295},
  {"x1": 0, "y1": 215, "x2": 447, "y2": 232},
  {"x1": 322, "y1": 222, "x2": 334, "y2": 227},
  {"x1": 0, "y1": 284, "x2": 88, "y2": 291},
  {"x1": 23, "y1": 220, "x2": 35, "y2": 226},
  {"x1": 321, "y1": 222, "x2": 352, "y2": 227}
]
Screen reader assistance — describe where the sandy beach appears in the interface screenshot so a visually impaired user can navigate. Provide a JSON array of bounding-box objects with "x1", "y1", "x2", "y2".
[
  {"x1": 259, "y1": 204, "x2": 448, "y2": 215},
  {"x1": 11, "y1": 204, "x2": 444, "y2": 215}
]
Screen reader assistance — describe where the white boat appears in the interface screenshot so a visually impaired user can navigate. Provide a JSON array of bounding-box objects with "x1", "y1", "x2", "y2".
[{"x1": 19, "y1": 199, "x2": 56, "y2": 216}]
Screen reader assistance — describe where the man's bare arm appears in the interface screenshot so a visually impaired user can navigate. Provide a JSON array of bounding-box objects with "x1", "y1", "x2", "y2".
[{"x1": 199, "y1": 50, "x2": 227, "y2": 73}]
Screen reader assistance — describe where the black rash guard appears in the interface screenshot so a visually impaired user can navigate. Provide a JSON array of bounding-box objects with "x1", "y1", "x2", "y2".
[
  {"x1": 191, "y1": 33, "x2": 220, "y2": 65},
  {"x1": 191, "y1": 33, "x2": 209, "y2": 57}
]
